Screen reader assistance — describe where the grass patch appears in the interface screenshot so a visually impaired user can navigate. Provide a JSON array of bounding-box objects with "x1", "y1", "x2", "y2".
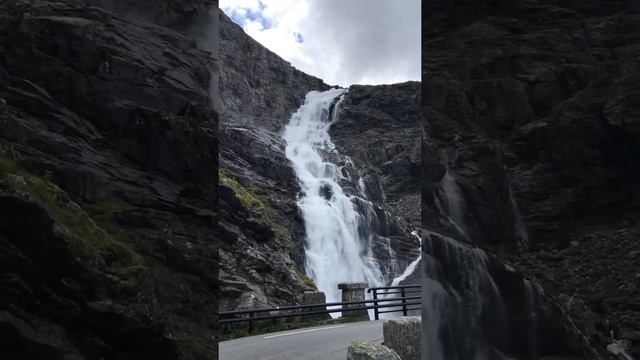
[
  {"x1": 0, "y1": 154, "x2": 143, "y2": 270},
  {"x1": 272, "y1": 222, "x2": 296, "y2": 249},
  {"x1": 85, "y1": 195, "x2": 130, "y2": 229},
  {"x1": 219, "y1": 169, "x2": 265, "y2": 213},
  {"x1": 297, "y1": 271, "x2": 317, "y2": 289},
  {"x1": 575, "y1": 222, "x2": 626, "y2": 237},
  {"x1": 219, "y1": 169, "x2": 296, "y2": 248}
]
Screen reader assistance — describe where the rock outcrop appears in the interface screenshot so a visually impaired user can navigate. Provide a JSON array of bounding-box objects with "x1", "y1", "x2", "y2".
[
  {"x1": 423, "y1": 0, "x2": 640, "y2": 359},
  {"x1": 347, "y1": 341, "x2": 401, "y2": 360},
  {"x1": 218, "y1": 10, "x2": 327, "y2": 132},
  {"x1": 383, "y1": 317, "x2": 421, "y2": 360},
  {"x1": 0, "y1": 0, "x2": 219, "y2": 359},
  {"x1": 331, "y1": 83, "x2": 422, "y2": 274},
  {"x1": 216, "y1": 10, "x2": 329, "y2": 310}
]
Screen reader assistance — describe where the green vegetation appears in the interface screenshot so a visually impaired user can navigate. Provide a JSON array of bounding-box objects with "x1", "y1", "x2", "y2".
[
  {"x1": 0, "y1": 154, "x2": 143, "y2": 270},
  {"x1": 219, "y1": 169, "x2": 265, "y2": 213},
  {"x1": 575, "y1": 222, "x2": 626, "y2": 238},
  {"x1": 219, "y1": 168, "x2": 297, "y2": 250},
  {"x1": 350, "y1": 341, "x2": 400, "y2": 358},
  {"x1": 298, "y1": 271, "x2": 317, "y2": 289},
  {"x1": 272, "y1": 222, "x2": 295, "y2": 250},
  {"x1": 85, "y1": 196, "x2": 130, "y2": 230},
  {"x1": 0, "y1": 154, "x2": 218, "y2": 359}
]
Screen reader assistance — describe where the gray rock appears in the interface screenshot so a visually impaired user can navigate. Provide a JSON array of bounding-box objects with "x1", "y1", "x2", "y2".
[
  {"x1": 383, "y1": 317, "x2": 421, "y2": 360},
  {"x1": 347, "y1": 341, "x2": 401, "y2": 360},
  {"x1": 219, "y1": 10, "x2": 328, "y2": 132},
  {"x1": 330, "y1": 83, "x2": 422, "y2": 276},
  {"x1": 423, "y1": 1, "x2": 640, "y2": 359},
  {"x1": 0, "y1": 1, "x2": 219, "y2": 359},
  {"x1": 217, "y1": 10, "x2": 329, "y2": 309}
]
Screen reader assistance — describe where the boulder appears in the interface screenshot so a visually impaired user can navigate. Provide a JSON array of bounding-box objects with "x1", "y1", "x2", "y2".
[
  {"x1": 383, "y1": 317, "x2": 421, "y2": 360},
  {"x1": 347, "y1": 341, "x2": 401, "y2": 360}
]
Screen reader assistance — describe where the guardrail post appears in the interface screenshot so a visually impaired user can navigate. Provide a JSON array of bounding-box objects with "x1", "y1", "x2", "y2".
[
  {"x1": 338, "y1": 282, "x2": 368, "y2": 319},
  {"x1": 249, "y1": 311, "x2": 255, "y2": 334},
  {"x1": 372, "y1": 289, "x2": 379, "y2": 320},
  {"x1": 401, "y1": 287, "x2": 407, "y2": 316},
  {"x1": 303, "y1": 291, "x2": 328, "y2": 320}
]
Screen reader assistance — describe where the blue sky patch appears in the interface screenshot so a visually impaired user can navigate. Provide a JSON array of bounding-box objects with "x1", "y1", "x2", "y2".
[{"x1": 228, "y1": 2, "x2": 273, "y2": 30}]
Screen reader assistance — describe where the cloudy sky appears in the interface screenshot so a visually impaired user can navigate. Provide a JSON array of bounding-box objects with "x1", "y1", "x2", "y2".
[{"x1": 220, "y1": 0, "x2": 420, "y2": 87}]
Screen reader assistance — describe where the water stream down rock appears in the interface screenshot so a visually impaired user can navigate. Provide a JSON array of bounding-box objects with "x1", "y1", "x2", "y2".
[{"x1": 284, "y1": 88, "x2": 385, "y2": 307}]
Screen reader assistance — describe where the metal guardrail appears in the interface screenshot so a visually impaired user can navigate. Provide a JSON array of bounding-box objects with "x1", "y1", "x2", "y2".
[
  {"x1": 219, "y1": 285, "x2": 421, "y2": 333},
  {"x1": 368, "y1": 284, "x2": 421, "y2": 320}
]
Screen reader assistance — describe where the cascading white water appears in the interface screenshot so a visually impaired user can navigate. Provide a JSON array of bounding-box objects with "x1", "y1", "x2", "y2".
[
  {"x1": 524, "y1": 279, "x2": 540, "y2": 357},
  {"x1": 508, "y1": 185, "x2": 530, "y2": 250},
  {"x1": 422, "y1": 277, "x2": 446, "y2": 360},
  {"x1": 357, "y1": 176, "x2": 367, "y2": 198},
  {"x1": 438, "y1": 169, "x2": 468, "y2": 238},
  {"x1": 423, "y1": 162, "x2": 513, "y2": 359},
  {"x1": 283, "y1": 89, "x2": 385, "y2": 315},
  {"x1": 391, "y1": 231, "x2": 422, "y2": 286}
]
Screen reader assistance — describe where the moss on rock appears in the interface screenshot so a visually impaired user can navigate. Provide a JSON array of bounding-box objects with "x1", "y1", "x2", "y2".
[
  {"x1": 219, "y1": 169, "x2": 265, "y2": 213},
  {"x1": 347, "y1": 341, "x2": 401, "y2": 360},
  {"x1": 0, "y1": 154, "x2": 143, "y2": 270},
  {"x1": 297, "y1": 271, "x2": 317, "y2": 289}
]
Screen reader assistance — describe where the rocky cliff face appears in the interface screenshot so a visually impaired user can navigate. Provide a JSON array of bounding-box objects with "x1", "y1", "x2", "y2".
[
  {"x1": 331, "y1": 83, "x2": 422, "y2": 277},
  {"x1": 217, "y1": 10, "x2": 422, "y2": 309},
  {"x1": 423, "y1": 1, "x2": 640, "y2": 358},
  {"x1": 218, "y1": 10, "x2": 328, "y2": 132},
  {"x1": 217, "y1": 10, "x2": 328, "y2": 310},
  {"x1": 0, "y1": 1, "x2": 219, "y2": 359}
]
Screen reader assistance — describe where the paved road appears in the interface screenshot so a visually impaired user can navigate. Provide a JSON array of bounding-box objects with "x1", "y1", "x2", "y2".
[{"x1": 219, "y1": 321, "x2": 383, "y2": 360}]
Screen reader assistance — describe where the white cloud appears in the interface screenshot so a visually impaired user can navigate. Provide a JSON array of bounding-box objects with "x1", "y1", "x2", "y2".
[{"x1": 220, "y1": 0, "x2": 420, "y2": 87}]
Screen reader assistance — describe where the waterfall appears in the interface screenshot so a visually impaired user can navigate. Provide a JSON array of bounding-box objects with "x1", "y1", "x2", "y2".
[
  {"x1": 421, "y1": 229, "x2": 508, "y2": 359},
  {"x1": 283, "y1": 88, "x2": 385, "y2": 315},
  {"x1": 357, "y1": 176, "x2": 367, "y2": 198},
  {"x1": 508, "y1": 185, "x2": 530, "y2": 250},
  {"x1": 192, "y1": 6, "x2": 220, "y2": 110},
  {"x1": 437, "y1": 168, "x2": 469, "y2": 239},
  {"x1": 424, "y1": 163, "x2": 512, "y2": 359},
  {"x1": 422, "y1": 277, "x2": 446, "y2": 360},
  {"x1": 524, "y1": 279, "x2": 540, "y2": 357},
  {"x1": 391, "y1": 231, "x2": 422, "y2": 286}
]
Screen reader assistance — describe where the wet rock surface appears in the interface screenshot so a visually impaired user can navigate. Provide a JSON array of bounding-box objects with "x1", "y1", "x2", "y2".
[
  {"x1": 217, "y1": 10, "x2": 327, "y2": 310},
  {"x1": 0, "y1": 0, "x2": 219, "y2": 359},
  {"x1": 331, "y1": 82, "x2": 422, "y2": 280},
  {"x1": 423, "y1": 1, "x2": 640, "y2": 359},
  {"x1": 509, "y1": 226, "x2": 640, "y2": 359}
]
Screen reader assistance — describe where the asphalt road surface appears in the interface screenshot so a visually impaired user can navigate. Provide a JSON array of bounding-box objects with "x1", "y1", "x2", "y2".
[{"x1": 219, "y1": 320, "x2": 383, "y2": 360}]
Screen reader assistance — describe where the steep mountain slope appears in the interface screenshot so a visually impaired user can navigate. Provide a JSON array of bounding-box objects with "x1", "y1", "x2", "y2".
[
  {"x1": 0, "y1": 1, "x2": 219, "y2": 359},
  {"x1": 218, "y1": 10, "x2": 422, "y2": 309},
  {"x1": 330, "y1": 83, "x2": 422, "y2": 278},
  {"x1": 217, "y1": 10, "x2": 328, "y2": 310},
  {"x1": 423, "y1": 0, "x2": 640, "y2": 358}
]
